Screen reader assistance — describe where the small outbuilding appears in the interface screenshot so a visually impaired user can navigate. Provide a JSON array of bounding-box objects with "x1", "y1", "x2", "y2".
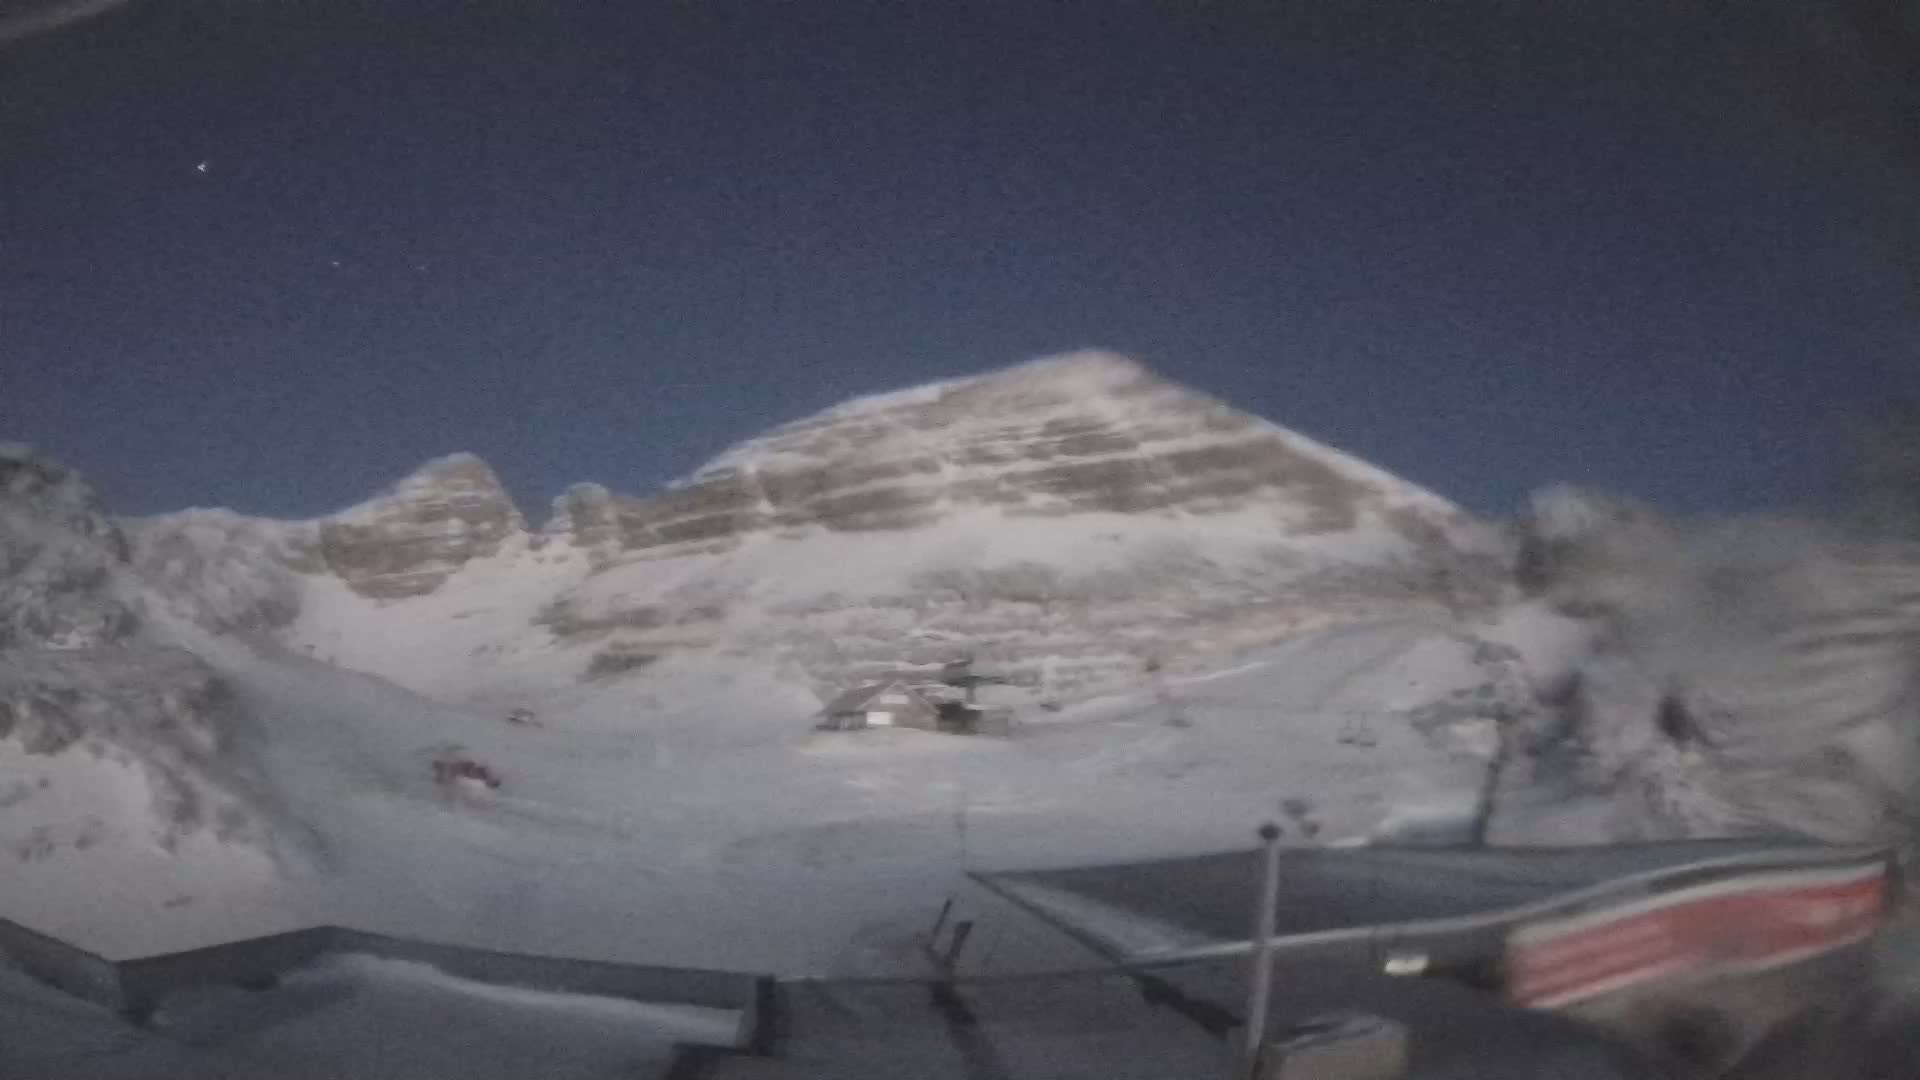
[{"x1": 815, "y1": 680, "x2": 941, "y2": 732}]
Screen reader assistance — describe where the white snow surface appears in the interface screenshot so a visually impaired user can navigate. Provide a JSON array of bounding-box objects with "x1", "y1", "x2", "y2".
[
  {"x1": 7, "y1": 612, "x2": 1488, "y2": 973},
  {"x1": 287, "y1": 530, "x2": 589, "y2": 702},
  {"x1": 0, "y1": 734, "x2": 289, "y2": 954}
]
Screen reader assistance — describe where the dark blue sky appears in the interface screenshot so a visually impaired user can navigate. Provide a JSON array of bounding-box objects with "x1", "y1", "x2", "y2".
[{"x1": 3, "y1": 1, "x2": 1916, "y2": 521}]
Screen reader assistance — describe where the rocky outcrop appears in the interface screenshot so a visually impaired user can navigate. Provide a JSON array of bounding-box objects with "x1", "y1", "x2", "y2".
[
  {"x1": 317, "y1": 454, "x2": 526, "y2": 599},
  {"x1": 1512, "y1": 485, "x2": 1681, "y2": 615},
  {"x1": 536, "y1": 483, "x2": 621, "y2": 566},
  {"x1": 133, "y1": 454, "x2": 529, "y2": 607},
  {"x1": 0, "y1": 447, "x2": 139, "y2": 649},
  {"x1": 1487, "y1": 496, "x2": 1920, "y2": 846}
]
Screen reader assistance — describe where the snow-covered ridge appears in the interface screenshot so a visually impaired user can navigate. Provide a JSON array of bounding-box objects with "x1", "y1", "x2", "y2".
[
  {"x1": 137, "y1": 353, "x2": 1487, "y2": 599},
  {"x1": 628, "y1": 351, "x2": 1482, "y2": 567},
  {"x1": 686, "y1": 350, "x2": 1460, "y2": 515}
]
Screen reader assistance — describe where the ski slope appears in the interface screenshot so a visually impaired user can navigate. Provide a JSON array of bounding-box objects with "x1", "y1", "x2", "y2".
[{"x1": 9, "y1": 613, "x2": 1492, "y2": 974}]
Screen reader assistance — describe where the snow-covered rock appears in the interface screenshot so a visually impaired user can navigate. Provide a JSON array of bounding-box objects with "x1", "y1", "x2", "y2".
[
  {"x1": 0, "y1": 647, "x2": 304, "y2": 862},
  {"x1": 317, "y1": 452, "x2": 527, "y2": 599},
  {"x1": 128, "y1": 508, "x2": 313, "y2": 634},
  {"x1": 1513, "y1": 484, "x2": 1679, "y2": 615},
  {"x1": 132, "y1": 455, "x2": 526, "y2": 618},
  {"x1": 520, "y1": 355, "x2": 1503, "y2": 699},
  {"x1": 633, "y1": 351, "x2": 1477, "y2": 551},
  {"x1": 0, "y1": 447, "x2": 138, "y2": 649},
  {"x1": 1489, "y1": 501, "x2": 1920, "y2": 847},
  {"x1": 535, "y1": 482, "x2": 620, "y2": 564}
]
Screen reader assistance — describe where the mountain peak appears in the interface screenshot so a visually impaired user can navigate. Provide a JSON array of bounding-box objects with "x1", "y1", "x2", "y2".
[
  {"x1": 380, "y1": 452, "x2": 505, "y2": 498},
  {"x1": 318, "y1": 452, "x2": 526, "y2": 599},
  {"x1": 613, "y1": 351, "x2": 1471, "y2": 560},
  {"x1": 976, "y1": 349, "x2": 1152, "y2": 390},
  {"x1": 792, "y1": 351, "x2": 1153, "y2": 435}
]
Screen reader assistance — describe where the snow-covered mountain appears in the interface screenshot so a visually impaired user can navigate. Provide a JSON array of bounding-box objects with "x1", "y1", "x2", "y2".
[
  {"x1": 132, "y1": 352, "x2": 1508, "y2": 706},
  {"x1": 2, "y1": 360, "x2": 1518, "y2": 967},
  {"x1": 7, "y1": 349, "x2": 1916, "y2": 993}
]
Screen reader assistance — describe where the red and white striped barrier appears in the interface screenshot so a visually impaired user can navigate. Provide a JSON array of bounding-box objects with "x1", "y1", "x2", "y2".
[{"x1": 1506, "y1": 860, "x2": 1890, "y2": 1009}]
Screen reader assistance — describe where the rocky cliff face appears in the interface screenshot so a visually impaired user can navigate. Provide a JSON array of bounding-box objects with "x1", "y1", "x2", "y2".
[
  {"x1": 134, "y1": 454, "x2": 528, "y2": 613},
  {"x1": 316, "y1": 453, "x2": 526, "y2": 600},
  {"x1": 514, "y1": 354, "x2": 1504, "y2": 700},
  {"x1": 586, "y1": 352, "x2": 1476, "y2": 561}
]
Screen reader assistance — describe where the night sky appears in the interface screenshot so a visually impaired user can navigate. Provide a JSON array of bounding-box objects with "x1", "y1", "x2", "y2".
[{"x1": 3, "y1": 1, "x2": 1916, "y2": 521}]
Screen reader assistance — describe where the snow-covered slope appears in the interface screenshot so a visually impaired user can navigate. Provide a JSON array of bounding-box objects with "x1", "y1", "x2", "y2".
[
  {"x1": 134, "y1": 352, "x2": 1506, "y2": 707},
  {"x1": 104, "y1": 613, "x2": 1492, "y2": 971},
  {"x1": 11, "y1": 468, "x2": 1498, "y2": 967},
  {"x1": 0, "y1": 449, "x2": 316, "y2": 954}
]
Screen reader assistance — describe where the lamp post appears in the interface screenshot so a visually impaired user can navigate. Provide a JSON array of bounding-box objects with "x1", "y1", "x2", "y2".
[{"x1": 1241, "y1": 820, "x2": 1284, "y2": 1078}]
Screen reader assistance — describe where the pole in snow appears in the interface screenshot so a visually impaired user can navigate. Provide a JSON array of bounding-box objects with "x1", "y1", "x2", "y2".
[{"x1": 1242, "y1": 820, "x2": 1284, "y2": 1078}]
